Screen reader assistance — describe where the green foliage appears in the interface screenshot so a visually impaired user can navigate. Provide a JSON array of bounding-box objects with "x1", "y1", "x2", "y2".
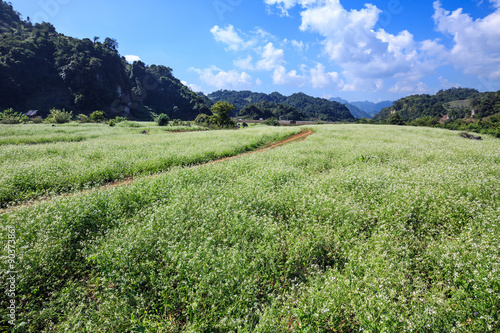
[
  {"x1": 0, "y1": 124, "x2": 298, "y2": 205},
  {"x1": 263, "y1": 117, "x2": 280, "y2": 126},
  {"x1": 0, "y1": 3, "x2": 211, "y2": 121},
  {"x1": 46, "y1": 108, "x2": 73, "y2": 124},
  {"x1": 0, "y1": 108, "x2": 28, "y2": 124},
  {"x1": 2, "y1": 125, "x2": 499, "y2": 331},
  {"x1": 208, "y1": 90, "x2": 354, "y2": 122},
  {"x1": 387, "y1": 112, "x2": 405, "y2": 125},
  {"x1": 89, "y1": 110, "x2": 107, "y2": 123},
  {"x1": 31, "y1": 116, "x2": 44, "y2": 124},
  {"x1": 156, "y1": 113, "x2": 170, "y2": 126},
  {"x1": 375, "y1": 88, "x2": 481, "y2": 122},
  {"x1": 194, "y1": 113, "x2": 210, "y2": 126},
  {"x1": 76, "y1": 114, "x2": 89, "y2": 123},
  {"x1": 209, "y1": 101, "x2": 237, "y2": 128},
  {"x1": 239, "y1": 101, "x2": 306, "y2": 121},
  {"x1": 407, "y1": 116, "x2": 439, "y2": 127}
]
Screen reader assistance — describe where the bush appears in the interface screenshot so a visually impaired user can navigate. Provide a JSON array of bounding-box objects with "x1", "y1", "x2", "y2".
[
  {"x1": 89, "y1": 110, "x2": 107, "y2": 123},
  {"x1": 32, "y1": 116, "x2": 44, "y2": 124},
  {"x1": 194, "y1": 113, "x2": 211, "y2": 126},
  {"x1": 114, "y1": 116, "x2": 128, "y2": 123},
  {"x1": 263, "y1": 117, "x2": 280, "y2": 126},
  {"x1": 156, "y1": 113, "x2": 170, "y2": 126},
  {"x1": 46, "y1": 108, "x2": 73, "y2": 124},
  {"x1": 0, "y1": 108, "x2": 28, "y2": 124},
  {"x1": 76, "y1": 114, "x2": 89, "y2": 123}
]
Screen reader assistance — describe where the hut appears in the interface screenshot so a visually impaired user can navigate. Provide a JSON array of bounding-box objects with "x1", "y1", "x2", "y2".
[{"x1": 25, "y1": 110, "x2": 39, "y2": 118}]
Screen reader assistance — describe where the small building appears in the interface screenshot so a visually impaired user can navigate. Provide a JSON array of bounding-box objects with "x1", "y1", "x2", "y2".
[{"x1": 25, "y1": 110, "x2": 39, "y2": 118}]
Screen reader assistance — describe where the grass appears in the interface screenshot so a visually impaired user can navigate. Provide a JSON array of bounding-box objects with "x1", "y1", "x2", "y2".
[
  {"x1": 1, "y1": 125, "x2": 499, "y2": 332},
  {"x1": 0, "y1": 123, "x2": 300, "y2": 206}
]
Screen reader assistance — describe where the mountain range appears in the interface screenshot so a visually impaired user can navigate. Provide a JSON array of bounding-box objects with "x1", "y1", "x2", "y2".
[{"x1": 329, "y1": 97, "x2": 393, "y2": 119}]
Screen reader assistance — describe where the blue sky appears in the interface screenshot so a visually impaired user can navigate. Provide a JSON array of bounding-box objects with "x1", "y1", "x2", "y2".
[{"x1": 10, "y1": 0, "x2": 500, "y2": 102}]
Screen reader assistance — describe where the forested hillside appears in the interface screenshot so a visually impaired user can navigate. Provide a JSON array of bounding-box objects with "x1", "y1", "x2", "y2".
[
  {"x1": 374, "y1": 88, "x2": 482, "y2": 122},
  {"x1": 208, "y1": 90, "x2": 354, "y2": 121},
  {"x1": 0, "y1": 1, "x2": 208, "y2": 120}
]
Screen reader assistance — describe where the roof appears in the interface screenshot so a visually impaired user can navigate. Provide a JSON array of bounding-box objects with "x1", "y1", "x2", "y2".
[{"x1": 25, "y1": 110, "x2": 39, "y2": 116}]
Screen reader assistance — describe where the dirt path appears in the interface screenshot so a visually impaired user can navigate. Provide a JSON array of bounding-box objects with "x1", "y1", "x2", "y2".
[{"x1": 1, "y1": 129, "x2": 313, "y2": 213}]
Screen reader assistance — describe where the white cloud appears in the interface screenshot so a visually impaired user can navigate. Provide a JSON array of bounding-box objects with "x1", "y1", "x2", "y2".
[
  {"x1": 124, "y1": 55, "x2": 141, "y2": 63},
  {"x1": 234, "y1": 55, "x2": 255, "y2": 70},
  {"x1": 210, "y1": 25, "x2": 254, "y2": 51},
  {"x1": 389, "y1": 81, "x2": 429, "y2": 94},
  {"x1": 433, "y1": 0, "x2": 500, "y2": 80},
  {"x1": 181, "y1": 81, "x2": 203, "y2": 93},
  {"x1": 256, "y1": 42, "x2": 285, "y2": 70},
  {"x1": 310, "y1": 62, "x2": 343, "y2": 89},
  {"x1": 272, "y1": 65, "x2": 306, "y2": 86},
  {"x1": 264, "y1": 0, "x2": 451, "y2": 95},
  {"x1": 190, "y1": 66, "x2": 253, "y2": 90}
]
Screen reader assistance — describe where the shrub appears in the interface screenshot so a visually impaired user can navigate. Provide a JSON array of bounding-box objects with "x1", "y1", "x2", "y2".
[
  {"x1": 194, "y1": 113, "x2": 211, "y2": 126},
  {"x1": 46, "y1": 108, "x2": 73, "y2": 124},
  {"x1": 156, "y1": 113, "x2": 170, "y2": 126},
  {"x1": 114, "y1": 116, "x2": 128, "y2": 123},
  {"x1": 263, "y1": 117, "x2": 280, "y2": 126},
  {"x1": 0, "y1": 108, "x2": 28, "y2": 124},
  {"x1": 32, "y1": 116, "x2": 44, "y2": 124},
  {"x1": 89, "y1": 110, "x2": 107, "y2": 123},
  {"x1": 76, "y1": 114, "x2": 89, "y2": 123}
]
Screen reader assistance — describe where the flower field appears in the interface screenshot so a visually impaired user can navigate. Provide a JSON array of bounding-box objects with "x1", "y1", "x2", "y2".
[
  {"x1": 0, "y1": 124, "x2": 300, "y2": 206},
  {"x1": 1, "y1": 124, "x2": 499, "y2": 332}
]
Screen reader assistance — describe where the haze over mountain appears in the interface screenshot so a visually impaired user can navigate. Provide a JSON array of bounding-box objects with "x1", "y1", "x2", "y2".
[{"x1": 329, "y1": 97, "x2": 393, "y2": 119}]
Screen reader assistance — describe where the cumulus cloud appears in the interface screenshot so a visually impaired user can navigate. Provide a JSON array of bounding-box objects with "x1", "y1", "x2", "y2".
[
  {"x1": 273, "y1": 65, "x2": 306, "y2": 86},
  {"x1": 256, "y1": 42, "x2": 285, "y2": 70},
  {"x1": 210, "y1": 25, "x2": 254, "y2": 51},
  {"x1": 433, "y1": 0, "x2": 500, "y2": 80},
  {"x1": 234, "y1": 55, "x2": 255, "y2": 70},
  {"x1": 263, "y1": 0, "x2": 452, "y2": 94},
  {"x1": 124, "y1": 55, "x2": 141, "y2": 63},
  {"x1": 310, "y1": 63, "x2": 343, "y2": 89},
  {"x1": 181, "y1": 81, "x2": 203, "y2": 93},
  {"x1": 190, "y1": 66, "x2": 253, "y2": 90}
]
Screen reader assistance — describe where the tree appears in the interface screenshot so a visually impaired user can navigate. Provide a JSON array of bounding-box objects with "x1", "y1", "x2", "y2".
[
  {"x1": 103, "y1": 37, "x2": 118, "y2": 52},
  {"x1": 387, "y1": 112, "x2": 405, "y2": 125},
  {"x1": 210, "y1": 101, "x2": 236, "y2": 128}
]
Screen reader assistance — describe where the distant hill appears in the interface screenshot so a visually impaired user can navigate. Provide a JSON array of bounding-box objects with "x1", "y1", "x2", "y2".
[
  {"x1": 208, "y1": 90, "x2": 354, "y2": 122},
  {"x1": 329, "y1": 97, "x2": 393, "y2": 118},
  {"x1": 0, "y1": 1, "x2": 209, "y2": 120},
  {"x1": 351, "y1": 100, "x2": 394, "y2": 117},
  {"x1": 374, "y1": 88, "x2": 486, "y2": 122},
  {"x1": 329, "y1": 97, "x2": 372, "y2": 119}
]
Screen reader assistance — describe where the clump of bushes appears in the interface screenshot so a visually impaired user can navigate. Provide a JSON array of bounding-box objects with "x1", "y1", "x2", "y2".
[
  {"x1": 0, "y1": 108, "x2": 28, "y2": 124},
  {"x1": 263, "y1": 117, "x2": 280, "y2": 126},
  {"x1": 109, "y1": 116, "x2": 128, "y2": 127},
  {"x1": 156, "y1": 113, "x2": 170, "y2": 126},
  {"x1": 150, "y1": 112, "x2": 171, "y2": 126},
  {"x1": 89, "y1": 110, "x2": 107, "y2": 123},
  {"x1": 195, "y1": 102, "x2": 237, "y2": 129},
  {"x1": 76, "y1": 114, "x2": 89, "y2": 123},
  {"x1": 46, "y1": 108, "x2": 73, "y2": 124}
]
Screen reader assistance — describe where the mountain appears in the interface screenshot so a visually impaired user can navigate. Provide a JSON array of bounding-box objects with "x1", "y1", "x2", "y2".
[
  {"x1": 208, "y1": 90, "x2": 354, "y2": 122},
  {"x1": 0, "y1": 1, "x2": 209, "y2": 120},
  {"x1": 374, "y1": 88, "x2": 484, "y2": 122},
  {"x1": 351, "y1": 100, "x2": 394, "y2": 117},
  {"x1": 330, "y1": 97, "x2": 372, "y2": 119}
]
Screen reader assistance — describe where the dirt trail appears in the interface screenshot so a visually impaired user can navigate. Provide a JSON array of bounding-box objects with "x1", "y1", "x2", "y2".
[{"x1": 1, "y1": 129, "x2": 313, "y2": 213}]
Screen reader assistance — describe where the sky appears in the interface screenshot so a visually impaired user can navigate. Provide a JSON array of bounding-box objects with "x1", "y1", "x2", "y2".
[{"x1": 9, "y1": 0, "x2": 500, "y2": 102}]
